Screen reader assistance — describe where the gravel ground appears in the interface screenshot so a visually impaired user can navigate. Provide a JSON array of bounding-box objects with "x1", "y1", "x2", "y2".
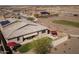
[
  {"x1": 50, "y1": 37, "x2": 79, "y2": 54},
  {"x1": 36, "y1": 16, "x2": 79, "y2": 54},
  {"x1": 37, "y1": 16, "x2": 79, "y2": 35}
]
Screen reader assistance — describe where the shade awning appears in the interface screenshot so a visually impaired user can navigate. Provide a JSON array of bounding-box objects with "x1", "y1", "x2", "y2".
[{"x1": 7, "y1": 42, "x2": 16, "y2": 47}]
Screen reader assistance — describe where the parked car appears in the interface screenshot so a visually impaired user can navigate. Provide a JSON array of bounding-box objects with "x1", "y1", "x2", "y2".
[
  {"x1": 73, "y1": 14, "x2": 78, "y2": 16},
  {"x1": 51, "y1": 31, "x2": 58, "y2": 36},
  {"x1": 40, "y1": 11, "x2": 50, "y2": 15}
]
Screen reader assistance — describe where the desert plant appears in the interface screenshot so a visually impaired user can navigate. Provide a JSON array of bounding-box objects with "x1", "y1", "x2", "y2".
[
  {"x1": 32, "y1": 37, "x2": 52, "y2": 54},
  {"x1": 27, "y1": 17, "x2": 35, "y2": 21},
  {"x1": 34, "y1": 14, "x2": 39, "y2": 18}
]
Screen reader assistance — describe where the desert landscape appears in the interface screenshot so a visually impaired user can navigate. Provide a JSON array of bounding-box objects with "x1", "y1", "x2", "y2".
[{"x1": 0, "y1": 5, "x2": 79, "y2": 54}]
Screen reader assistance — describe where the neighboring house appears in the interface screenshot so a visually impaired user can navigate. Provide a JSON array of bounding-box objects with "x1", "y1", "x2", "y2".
[{"x1": 0, "y1": 18, "x2": 49, "y2": 43}]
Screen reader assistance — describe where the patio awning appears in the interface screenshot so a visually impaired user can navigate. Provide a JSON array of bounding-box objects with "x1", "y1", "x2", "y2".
[{"x1": 7, "y1": 42, "x2": 16, "y2": 47}]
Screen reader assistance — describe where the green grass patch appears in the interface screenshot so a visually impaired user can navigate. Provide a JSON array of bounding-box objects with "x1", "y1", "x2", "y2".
[
  {"x1": 17, "y1": 43, "x2": 33, "y2": 53},
  {"x1": 17, "y1": 37, "x2": 53, "y2": 53},
  {"x1": 53, "y1": 20, "x2": 79, "y2": 28}
]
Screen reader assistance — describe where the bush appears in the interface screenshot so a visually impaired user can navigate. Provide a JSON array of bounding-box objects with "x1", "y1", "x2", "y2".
[
  {"x1": 34, "y1": 14, "x2": 39, "y2": 18},
  {"x1": 32, "y1": 37, "x2": 52, "y2": 54},
  {"x1": 27, "y1": 17, "x2": 35, "y2": 21}
]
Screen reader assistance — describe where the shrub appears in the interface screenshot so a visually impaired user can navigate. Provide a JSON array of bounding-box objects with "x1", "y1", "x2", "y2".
[
  {"x1": 27, "y1": 17, "x2": 35, "y2": 21},
  {"x1": 32, "y1": 37, "x2": 52, "y2": 54},
  {"x1": 34, "y1": 14, "x2": 39, "y2": 18}
]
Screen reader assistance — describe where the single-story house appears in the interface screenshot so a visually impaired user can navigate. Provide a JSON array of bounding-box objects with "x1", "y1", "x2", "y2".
[{"x1": 0, "y1": 18, "x2": 50, "y2": 43}]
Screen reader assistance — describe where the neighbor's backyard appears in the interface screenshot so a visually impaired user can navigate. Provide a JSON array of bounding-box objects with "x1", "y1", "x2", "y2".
[{"x1": 53, "y1": 20, "x2": 79, "y2": 28}]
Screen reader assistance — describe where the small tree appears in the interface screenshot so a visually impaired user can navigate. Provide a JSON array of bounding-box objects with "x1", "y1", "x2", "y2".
[
  {"x1": 32, "y1": 37, "x2": 52, "y2": 54},
  {"x1": 27, "y1": 17, "x2": 35, "y2": 21},
  {"x1": 34, "y1": 14, "x2": 39, "y2": 18}
]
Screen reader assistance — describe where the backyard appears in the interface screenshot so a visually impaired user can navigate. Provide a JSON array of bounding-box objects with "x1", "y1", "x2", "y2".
[
  {"x1": 53, "y1": 20, "x2": 79, "y2": 28},
  {"x1": 17, "y1": 37, "x2": 53, "y2": 53},
  {"x1": 17, "y1": 42, "x2": 33, "y2": 53}
]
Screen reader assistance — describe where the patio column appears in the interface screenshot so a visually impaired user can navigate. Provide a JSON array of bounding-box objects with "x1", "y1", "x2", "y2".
[
  {"x1": 19, "y1": 37, "x2": 23, "y2": 43},
  {"x1": 39, "y1": 31, "x2": 42, "y2": 35},
  {"x1": 45, "y1": 30, "x2": 48, "y2": 34}
]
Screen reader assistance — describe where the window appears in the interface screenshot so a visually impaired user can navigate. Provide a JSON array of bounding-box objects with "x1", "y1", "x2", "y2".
[
  {"x1": 48, "y1": 30, "x2": 50, "y2": 34},
  {"x1": 24, "y1": 35, "x2": 36, "y2": 40},
  {"x1": 17, "y1": 37, "x2": 20, "y2": 41},
  {"x1": 42, "y1": 30, "x2": 46, "y2": 33},
  {"x1": 23, "y1": 37, "x2": 25, "y2": 41}
]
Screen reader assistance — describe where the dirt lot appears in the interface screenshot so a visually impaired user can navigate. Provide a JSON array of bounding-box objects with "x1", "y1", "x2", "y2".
[
  {"x1": 50, "y1": 37, "x2": 79, "y2": 54},
  {"x1": 36, "y1": 15, "x2": 79, "y2": 54},
  {"x1": 37, "y1": 16, "x2": 79, "y2": 35}
]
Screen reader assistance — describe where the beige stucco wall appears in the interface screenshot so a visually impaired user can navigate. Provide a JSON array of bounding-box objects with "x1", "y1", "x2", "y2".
[{"x1": 52, "y1": 35, "x2": 68, "y2": 47}]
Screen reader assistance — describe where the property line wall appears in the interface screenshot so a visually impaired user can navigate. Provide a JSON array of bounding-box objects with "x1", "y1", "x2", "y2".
[{"x1": 52, "y1": 35, "x2": 68, "y2": 47}]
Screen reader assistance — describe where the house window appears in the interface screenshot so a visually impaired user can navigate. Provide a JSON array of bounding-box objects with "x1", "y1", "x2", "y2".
[
  {"x1": 48, "y1": 30, "x2": 50, "y2": 34},
  {"x1": 17, "y1": 37, "x2": 20, "y2": 41},
  {"x1": 26, "y1": 37, "x2": 32, "y2": 40},
  {"x1": 27, "y1": 36, "x2": 34, "y2": 40},
  {"x1": 24, "y1": 35, "x2": 36, "y2": 40},
  {"x1": 42, "y1": 30, "x2": 46, "y2": 33},
  {"x1": 0, "y1": 39, "x2": 1, "y2": 44},
  {"x1": 23, "y1": 37, "x2": 25, "y2": 41}
]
